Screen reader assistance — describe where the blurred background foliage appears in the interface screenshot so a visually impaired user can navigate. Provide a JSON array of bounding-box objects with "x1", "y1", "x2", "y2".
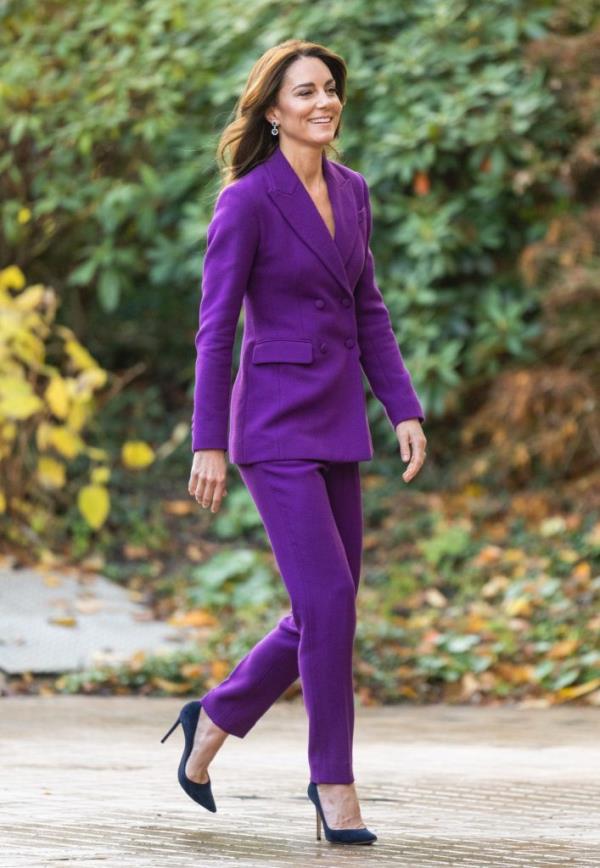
[{"x1": 1, "y1": 0, "x2": 599, "y2": 702}]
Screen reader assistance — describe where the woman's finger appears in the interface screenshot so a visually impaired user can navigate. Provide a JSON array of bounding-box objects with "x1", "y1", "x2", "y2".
[
  {"x1": 210, "y1": 479, "x2": 228, "y2": 513},
  {"x1": 399, "y1": 429, "x2": 411, "y2": 463},
  {"x1": 403, "y1": 433, "x2": 427, "y2": 481},
  {"x1": 200, "y1": 477, "x2": 216, "y2": 508},
  {"x1": 188, "y1": 469, "x2": 199, "y2": 495}
]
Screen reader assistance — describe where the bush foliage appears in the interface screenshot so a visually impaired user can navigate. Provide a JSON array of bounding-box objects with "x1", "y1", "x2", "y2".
[
  {"x1": 0, "y1": 0, "x2": 571, "y2": 434},
  {"x1": 2, "y1": 1, "x2": 599, "y2": 701}
]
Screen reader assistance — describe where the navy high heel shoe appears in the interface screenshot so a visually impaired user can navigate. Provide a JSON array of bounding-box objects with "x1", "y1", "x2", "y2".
[
  {"x1": 160, "y1": 700, "x2": 217, "y2": 812},
  {"x1": 307, "y1": 781, "x2": 377, "y2": 844}
]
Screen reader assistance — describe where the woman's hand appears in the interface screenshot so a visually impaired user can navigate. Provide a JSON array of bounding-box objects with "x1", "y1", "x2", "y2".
[
  {"x1": 395, "y1": 419, "x2": 427, "y2": 483},
  {"x1": 188, "y1": 449, "x2": 228, "y2": 513}
]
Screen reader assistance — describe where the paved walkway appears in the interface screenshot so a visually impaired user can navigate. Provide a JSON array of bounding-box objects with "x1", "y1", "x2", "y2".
[
  {"x1": 1, "y1": 697, "x2": 599, "y2": 867},
  {"x1": 0, "y1": 562, "x2": 194, "y2": 674}
]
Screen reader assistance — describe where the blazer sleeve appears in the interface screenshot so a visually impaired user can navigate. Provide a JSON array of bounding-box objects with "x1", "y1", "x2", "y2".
[
  {"x1": 354, "y1": 173, "x2": 425, "y2": 427},
  {"x1": 191, "y1": 183, "x2": 259, "y2": 452}
]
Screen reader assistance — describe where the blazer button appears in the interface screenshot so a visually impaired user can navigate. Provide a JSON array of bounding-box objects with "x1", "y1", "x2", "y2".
[
  {"x1": 314, "y1": 298, "x2": 325, "y2": 309},
  {"x1": 345, "y1": 337, "x2": 355, "y2": 348},
  {"x1": 319, "y1": 342, "x2": 328, "y2": 353},
  {"x1": 342, "y1": 297, "x2": 351, "y2": 307}
]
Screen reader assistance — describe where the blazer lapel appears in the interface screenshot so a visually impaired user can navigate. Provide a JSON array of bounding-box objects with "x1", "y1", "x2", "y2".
[{"x1": 265, "y1": 146, "x2": 358, "y2": 297}]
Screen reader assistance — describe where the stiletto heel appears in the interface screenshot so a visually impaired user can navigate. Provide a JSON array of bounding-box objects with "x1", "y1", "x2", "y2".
[
  {"x1": 160, "y1": 717, "x2": 181, "y2": 743},
  {"x1": 307, "y1": 781, "x2": 377, "y2": 845},
  {"x1": 160, "y1": 700, "x2": 217, "y2": 812}
]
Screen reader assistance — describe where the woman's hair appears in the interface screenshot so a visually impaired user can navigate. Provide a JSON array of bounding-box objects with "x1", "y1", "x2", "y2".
[{"x1": 215, "y1": 39, "x2": 348, "y2": 189}]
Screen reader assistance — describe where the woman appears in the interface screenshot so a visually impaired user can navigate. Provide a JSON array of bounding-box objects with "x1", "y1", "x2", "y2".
[{"x1": 161, "y1": 38, "x2": 427, "y2": 845}]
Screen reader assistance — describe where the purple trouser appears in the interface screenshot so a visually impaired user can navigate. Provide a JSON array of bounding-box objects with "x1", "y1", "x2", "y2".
[{"x1": 199, "y1": 459, "x2": 363, "y2": 784}]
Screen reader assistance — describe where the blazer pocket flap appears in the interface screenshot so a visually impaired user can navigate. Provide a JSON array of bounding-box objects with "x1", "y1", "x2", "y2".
[{"x1": 252, "y1": 339, "x2": 313, "y2": 364}]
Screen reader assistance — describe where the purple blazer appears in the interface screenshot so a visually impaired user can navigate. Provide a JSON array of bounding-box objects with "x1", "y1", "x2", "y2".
[{"x1": 191, "y1": 145, "x2": 425, "y2": 463}]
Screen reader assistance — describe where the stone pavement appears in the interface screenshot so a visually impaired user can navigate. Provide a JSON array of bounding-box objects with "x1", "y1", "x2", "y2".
[
  {"x1": 1, "y1": 698, "x2": 599, "y2": 867},
  {"x1": 0, "y1": 562, "x2": 193, "y2": 675}
]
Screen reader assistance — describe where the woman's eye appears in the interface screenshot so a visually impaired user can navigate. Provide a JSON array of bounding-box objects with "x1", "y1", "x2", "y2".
[{"x1": 299, "y1": 88, "x2": 337, "y2": 96}]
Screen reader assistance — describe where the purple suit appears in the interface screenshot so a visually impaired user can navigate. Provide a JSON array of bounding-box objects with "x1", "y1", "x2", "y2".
[
  {"x1": 191, "y1": 145, "x2": 425, "y2": 461},
  {"x1": 193, "y1": 146, "x2": 425, "y2": 787}
]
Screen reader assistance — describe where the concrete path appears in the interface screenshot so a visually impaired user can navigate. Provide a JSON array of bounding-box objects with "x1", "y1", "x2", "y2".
[
  {"x1": 0, "y1": 562, "x2": 192, "y2": 674},
  {"x1": 1, "y1": 697, "x2": 599, "y2": 866}
]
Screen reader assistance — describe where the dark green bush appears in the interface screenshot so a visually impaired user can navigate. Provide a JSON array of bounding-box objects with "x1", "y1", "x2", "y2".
[{"x1": 0, "y1": 0, "x2": 569, "y2": 441}]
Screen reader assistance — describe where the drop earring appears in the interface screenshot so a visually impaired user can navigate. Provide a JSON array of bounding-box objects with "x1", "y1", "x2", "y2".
[{"x1": 271, "y1": 120, "x2": 279, "y2": 136}]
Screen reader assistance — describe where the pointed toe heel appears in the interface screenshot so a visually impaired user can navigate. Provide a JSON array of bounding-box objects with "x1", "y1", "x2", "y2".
[
  {"x1": 160, "y1": 700, "x2": 217, "y2": 813},
  {"x1": 307, "y1": 781, "x2": 377, "y2": 845}
]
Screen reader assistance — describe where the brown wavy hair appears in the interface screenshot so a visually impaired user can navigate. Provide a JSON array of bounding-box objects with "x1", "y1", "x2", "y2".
[{"x1": 215, "y1": 39, "x2": 348, "y2": 189}]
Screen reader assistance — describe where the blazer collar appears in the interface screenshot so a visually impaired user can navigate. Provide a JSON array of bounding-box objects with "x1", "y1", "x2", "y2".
[{"x1": 264, "y1": 146, "x2": 357, "y2": 297}]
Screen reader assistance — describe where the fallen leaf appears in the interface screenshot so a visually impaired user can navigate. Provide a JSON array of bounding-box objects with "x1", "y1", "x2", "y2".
[
  {"x1": 152, "y1": 677, "x2": 191, "y2": 694},
  {"x1": 74, "y1": 597, "x2": 105, "y2": 614},
  {"x1": 163, "y1": 499, "x2": 196, "y2": 516},
  {"x1": 48, "y1": 615, "x2": 77, "y2": 627}
]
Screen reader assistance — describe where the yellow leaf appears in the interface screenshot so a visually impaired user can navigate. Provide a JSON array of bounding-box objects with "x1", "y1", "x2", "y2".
[
  {"x1": 0, "y1": 491, "x2": 5, "y2": 513},
  {"x1": 474, "y1": 544, "x2": 503, "y2": 566},
  {"x1": 505, "y1": 596, "x2": 532, "y2": 617},
  {"x1": 85, "y1": 446, "x2": 109, "y2": 461},
  {"x1": 64, "y1": 338, "x2": 98, "y2": 371},
  {"x1": 12, "y1": 329, "x2": 46, "y2": 367},
  {"x1": 511, "y1": 443, "x2": 530, "y2": 467},
  {"x1": 66, "y1": 400, "x2": 89, "y2": 432},
  {"x1": 211, "y1": 660, "x2": 230, "y2": 681},
  {"x1": 548, "y1": 638, "x2": 579, "y2": 659},
  {"x1": 151, "y1": 677, "x2": 191, "y2": 694},
  {"x1": 36, "y1": 421, "x2": 54, "y2": 450},
  {"x1": 0, "y1": 391, "x2": 44, "y2": 420},
  {"x1": 0, "y1": 265, "x2": 26, "y2": 292},
  {"x1": 0, "y1": 376, "x2": 44, "y2": 419},
  {"x1": 168, "y1": 609, "x2": 218, "y2": 628},
  {"x1": 495, "y1": 662, "x2": 535, "y2": 684},
  {"x1": 17, "y1": 207, "x2": 31, "y2": 224},
  {"x1": 48, "y1": 615, "x2": 78, "y2": 627},
  {"x1": 558, "y1": 548, "x2": 579, "y2": 563},
  {"x1": 462, "y1": 483, "x2": 485, "y2": 497},
  {"x1": 572, "y1": 562, "x2": 591, "y2": 580},
  {"x1": 181, "y1": 663, "x2": 204, "y2": 678},
  {"x1": 37, "y1": 456, "x2": 66, "y2": 489},
  {"x1": 503, "y1": 548, "x2": 526, "y2": 563},
  {"x1": 78, "y1": 367, "x2": 108, "y2": 391},
  {"x1": 556, "y1": 678, "x2": 600, "y2": 702},
  {"x1": 122, "y1": 440, "x2": 155, "y2": 469},
  {"x1": 49, "y1": 425, "x2": 84, "y2": 459},
  {"x1": 45, "y1": 375, "x2": 70, "y2": 419},
  {"x1": 129, "y1": 650, "x2": 146, "y2": 670},
  {"x1": 78, "y1": 484, "x2": 110, "y2": 530},
  {"x1": 91, "y1": 466, "x2": 111, "y2": 484},
  {"x1": 13, "y1": 284, "x2": 44, "y2": 310},
  {"x1": 1, "y1": 421, "x2": 17, "y2": 442},
  {"x1": 165, "y1": 499, "x2": 196, "y2": 516},
  {"x1": 466, "y1": 613, "x2": 488, "y2": 632}
]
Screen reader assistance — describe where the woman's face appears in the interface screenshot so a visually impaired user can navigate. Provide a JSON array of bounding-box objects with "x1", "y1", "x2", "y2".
[{"x1": 267, "y1": 56, "x2": 342, "y2": 147}]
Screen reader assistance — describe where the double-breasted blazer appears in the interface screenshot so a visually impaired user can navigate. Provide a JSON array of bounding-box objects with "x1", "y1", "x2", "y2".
[{"x1": 191, "y1": 145, "x2": 425, "y2": 463}]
